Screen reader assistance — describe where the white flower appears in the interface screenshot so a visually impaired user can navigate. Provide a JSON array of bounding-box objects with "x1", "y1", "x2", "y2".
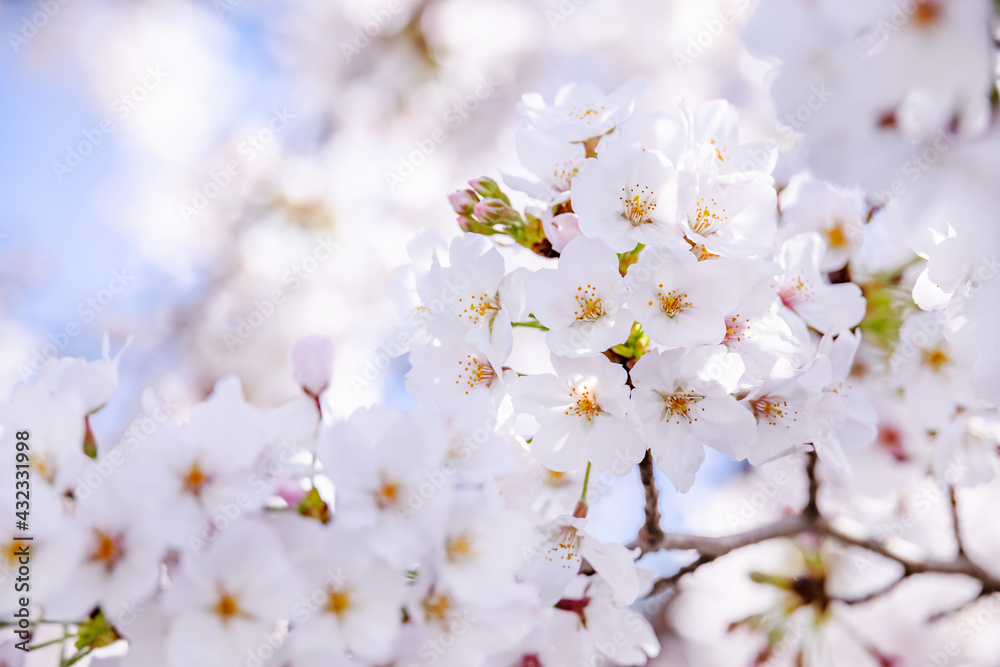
[
  {"x1": 406, "y1": 338, "x2": 513, "y2": 410},
  {"x1": 400, "y1": 573, "x2": 539, "y2": 667},
  {"x1": 810, "y1": 330, "x2": 877, "y2": 476},
  {"x1": 744, "y1": 355, "x2": 832, "y2": 465},
  {"x1": 290, "y1": 335, "x2": 333, "y2": 398},
  {"x1": 42, "y1": 476, "x2": 165, "y2": 620},
  {"x1": 720, "y1": 259, "x2": 806, "y2": 381},
  {"x1": 571, "y1": 147, "x2": 692, "y2": 253},
  {"x1": 624, "y1": 245, "x2": 741, "y2": 348},
  {"x1": 129, "y1": 375, "x2": 268, "y2": 548},
  {"x1": 35, "y1": 341, "x2": 122, "y2": 415},
  {"x1": 527, "y1": 237, "x2": 634, "y2": 356},
  {"x1": 888, "y1": 312, "x2": 977, "y2": 429},
  {"x1": 315, "y1": 406, "x2": 451, "y2": 567},
  {"x1": 554, "y1": 574, "x2": 660, "y2": 666},
  {"x1": 779, "y1": 174, "x2": 866, "y2": 271},
  {"x1": 417, "y1": 233, "x2": 516, "y2": 357},
  {"x1": 429, "y1": 488, "x2": 534, "y2": 600},
  {"x1": 164, "y1": 520, "x2": 302, "y2": 667},
  {"x1": 630, "y1": 346, "x2": 757, "y2": 492},
  {"x1": 504, "y1": 126, "x2": 588, "y2": 202},
  {"x1": 677, "y1": 99, "x2": 777, "y2": 181},
  {"x1": 775, "y1": 234, "x2": 866, "y2": 334},
  {"x1": 932, "y1": 412, "x2": 1000, "y2": 487},
  {"x1": 681, "y1": 173, "x2": 777, "y2": 259},
  {"x1": 509, "y1": 354, "x2": 644, "y2": 475},
  {"x1": 519, "y1": 514, "x2": 642, "y2": 606},
  {"x1": 280, "y1": 518, "x2": 405, "y2": 664},
  {"x1": 518, "y1": 77, "x2": 648, "y2": 142}
]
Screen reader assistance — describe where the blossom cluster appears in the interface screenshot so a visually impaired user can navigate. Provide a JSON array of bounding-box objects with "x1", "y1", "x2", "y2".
[{"x1": 4, "y1": 1, "x2": 1000, "y2": 661}]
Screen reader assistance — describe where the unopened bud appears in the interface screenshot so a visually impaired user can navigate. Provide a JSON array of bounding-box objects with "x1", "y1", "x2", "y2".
[
  {"x1": 290, "y1": 336, "x2": 333, "y2": 398},
  {"x1": 448, "y1": 189, "x2": 479, "y2": 217},
  {"x1": 468, "y1": 177, "x2": 510, "y2": 205},
  {"x1": 473, "y1": 198, "x2": 521, "y2": 226}
]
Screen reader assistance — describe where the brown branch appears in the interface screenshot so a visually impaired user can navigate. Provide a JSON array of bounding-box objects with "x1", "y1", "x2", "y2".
[
  {"x1": 638, "y1": 449, "x2": 664, "y2": 548},
  {"x1": 804, "y1": 448, "x2": 820, "y2": 522},
  {"x1": 645, "y1": 515, "x2": 1000, "y2": 599},
  {"x1": 648, "y1": 554, "x2": 715, "y2": 597},
  {"x1": 838, "y1": 575, "x2": 908, "y2": 605},
  {"x1": 949, "y1": 486, "x2": 966, "y2": 558},
  {"x1": 644, "y1": 515, "x2": 814, "y2": 558},
  {"x1": 637, "y1": 446, "x2": 1000, "y2": 608}
]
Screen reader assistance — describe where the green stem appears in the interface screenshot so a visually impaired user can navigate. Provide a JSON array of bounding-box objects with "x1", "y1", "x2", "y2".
[
  {"x1": 580, "y1": 461, "x2": 592, "y2": 502},
  {"x1": 511, "y1": 319, "x2": 549, "y2": 331},
  {"x1": 63, "y1": 647, "x2": 92, "y2": 667},
  {"x1": 29, "y1": 633, "x2": 77, "y2": 651}
]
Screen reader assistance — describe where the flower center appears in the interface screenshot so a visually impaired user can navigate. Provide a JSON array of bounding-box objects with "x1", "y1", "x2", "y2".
[
  {"x1": 724, "y1": 314, "x2": 748, "y2": 344},
  {"x1": 913, "y1": 0, "x2": 942, "y2": 27},
  {"x1": 877, "y1": 425, "x2": 908, "y2": 462},
  {"x1": 553, "y1": 161, "x2": 581, "y2": 190},
  {"x1": 214, "y1": 592, "x2": 242, "y2": 623},
  {"x1": 457, "y1": 355, "x2": 497, "y2": 394},
  {"x1": 565, "y1": 386, "x2": 602, "y2": 422},
  {"x1": 752, "y1": 396, "x2": 797, "y2": 427},
  {"x1": 3, "y1": 542, "x2": 20, "y2": 567},
  {"x1": 326, "y1": 588, "x2": 351, "y2": 617},
  {"x1": 568, "y1": 103, "x2": 605, "y2": 123},
  {"x1": 544, "y1": 525, "x2": 582, "y2": 567},
  {"x1": 823, "y1": 220, "x2": 850, "y2": 249},
  {"x1": 574, "y1": 284, "x2": 605, "y2": 321},
  {"x1": 446, "y1": 533, "x2": 477, "y2": 562},
  {"x1": 183, "y1": 462, "x2": 210, "y2": 497},
  {"x1": 690, "y1": 196, "x2": 726, "y2": 236},
  {"x1": 620, "y1": 184, "x2": 657, "y2": 226},
  {"x1": 649, "y1": 285, "x2": 691, "y2": 318},
  {"x1": 423, "y1": 593, "x2": 453, "y2": 624},
  {"x1": 457, "y1": 293, "x2": 499, "y2": 325},
  {"x1": 543, "y1": 469, "x2": 570, "y2": 488},
  {"x1": 710, "y1": 138, "x2": 728, "y2": 162},
  {"x1": 922, "y1": 347, "x2": 949, "y2": 372},
  {"x1": 779, "y1": 272, "x2": 814, "y2": 308},
  {"x1": 659, "y1": 389, "x2": 705, "y2": 424},
  {"x1": 33, "y1": 453, "x2": 56, "y2": 485},
  {"x1": 90, "y1": 530, "x2": 126, "y2": 572},
  {"x1": 376, "y1": 476, "x2": 402, "y2": 509}
]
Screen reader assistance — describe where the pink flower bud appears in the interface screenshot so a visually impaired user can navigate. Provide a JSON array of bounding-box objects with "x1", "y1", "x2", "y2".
[
  {"x1": 275, "y1": 481, "x2": 307, "y2": 507},
  {"x1": 468, "y1": 177, "x2": 510, "y2": 205},
  {"x1": 448, "y1": 189, "x2": 479, "y2": 216},
  {"x1": 542, "y1": 212, "x2": 582, "y2": 253},
  {"x1": 290, "y1": 336, "x2": 332, "y2": 398}
]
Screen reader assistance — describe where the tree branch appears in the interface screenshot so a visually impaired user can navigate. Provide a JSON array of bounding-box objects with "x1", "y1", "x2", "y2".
[
  {"x1": 949, "y1": 486, "x2": 966, "y2": 558},
  {"x1": 804, "y1": 449, "x2": 820, "y2": 522},
  {"x1": 638, "y1": 449, "x2": 664, "y2": 548},
  {"x1": 644, "y1": 510, "x2": 1000, "y2": 600}
]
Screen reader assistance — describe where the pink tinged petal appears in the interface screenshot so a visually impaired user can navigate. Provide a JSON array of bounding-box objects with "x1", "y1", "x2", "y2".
[
  {"x1": 290, "y1": 335, "x2": 333, "y2": 397},
  {"x1": 544, "y1": 213, "x2": 582, "y2": 252}
]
